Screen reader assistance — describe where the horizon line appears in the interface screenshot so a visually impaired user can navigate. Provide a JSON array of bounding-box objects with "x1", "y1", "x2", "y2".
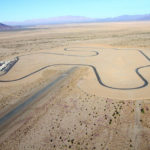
[{"x1": 2, "y1": 13, "x2": 150, "y2": 23}]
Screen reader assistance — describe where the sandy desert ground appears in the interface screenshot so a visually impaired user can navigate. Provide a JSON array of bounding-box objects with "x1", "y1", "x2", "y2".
[{"x1": 0, "y1": 22, "x2": 150, "y2": 150}]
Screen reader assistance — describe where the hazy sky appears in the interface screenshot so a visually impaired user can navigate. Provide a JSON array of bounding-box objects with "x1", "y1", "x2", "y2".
[{"x1": 1, "y1": 0, "x2": 150, "y2": 22}]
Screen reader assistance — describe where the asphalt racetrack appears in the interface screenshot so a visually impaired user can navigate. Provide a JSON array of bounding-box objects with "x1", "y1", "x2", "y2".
[{"x1": 0, "y1": 47, "x2": 150, "y2": 99}]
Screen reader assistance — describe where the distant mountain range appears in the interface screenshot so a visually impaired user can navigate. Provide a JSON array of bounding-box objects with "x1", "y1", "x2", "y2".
[
  {"x1": 95, "y1": 14, "x2": 150, "y2": 22},
  {"x1": 0, "y1": 23, "x2": 13, "y2": 31},
  {"x1": 4, "y1": 16, "x2": 93, "y2": 26},
  {"x1": 2, "y1": 14, "x2": 150, "y2": 26}
]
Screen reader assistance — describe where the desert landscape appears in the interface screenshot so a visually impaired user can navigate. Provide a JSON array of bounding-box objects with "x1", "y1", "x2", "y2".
[{"x1": 0, "y1": 22, "x2": 150, "y2": 150}]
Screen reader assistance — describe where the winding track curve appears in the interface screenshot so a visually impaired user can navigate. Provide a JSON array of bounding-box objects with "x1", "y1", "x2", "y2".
[{"x1": 0, "y1": 47, "x2": 150, "y2": 90}]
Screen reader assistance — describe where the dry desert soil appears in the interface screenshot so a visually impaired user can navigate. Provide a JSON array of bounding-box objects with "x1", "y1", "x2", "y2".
[{"x1": 0, "y1": 22, "x2": 150, "y2": 150}]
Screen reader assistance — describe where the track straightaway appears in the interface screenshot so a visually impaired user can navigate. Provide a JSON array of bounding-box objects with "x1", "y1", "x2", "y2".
[{"x1": 0, "y1": 67, "x2": 77, "y2": 131}]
